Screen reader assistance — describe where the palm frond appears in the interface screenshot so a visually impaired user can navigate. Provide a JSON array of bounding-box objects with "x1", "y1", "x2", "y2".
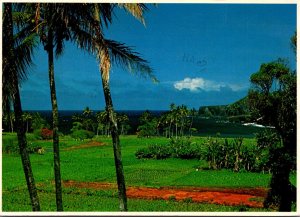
[
  {"x1": 118, "y1": 3, "x2": 148, "y2": 26},
  {"x1": 105, "y1": 39, "x2": 157, "y2": 82},
  {"x1": 12, "y1": 11, "x2": 33, "y2": 26},
  {"x1": 14, "y1": 33, "x2": 39, "y2": 81},
  {"x1": 94, "y1": 3, "x2": 113, "y2": 28}
]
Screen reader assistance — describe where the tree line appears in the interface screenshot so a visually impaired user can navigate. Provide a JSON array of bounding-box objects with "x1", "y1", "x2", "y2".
[{"x1": 137, "y1": 104, "x2": 198, "y2": 138}]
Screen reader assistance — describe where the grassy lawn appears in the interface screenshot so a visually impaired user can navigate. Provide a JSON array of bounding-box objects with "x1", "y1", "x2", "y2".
[{"x1": 2, "y1": 134, "x2": 296, "y2": 211}]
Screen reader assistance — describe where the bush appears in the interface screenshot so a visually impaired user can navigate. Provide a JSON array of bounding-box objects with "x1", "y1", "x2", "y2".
[
  {"x1": 135, "y1": 144, "x2": 171, "y2": 159},
  {"x1": 135, "y1": 135, "x2": 274, "y2": 174},
  {"x1": 170, "y1": 137, "x2": 201, "y2": 159},
  {"x1": 71, "y1": 130, "x2": 94, "y2": 140},
  {"x1": 2, "y1": 136, "x2": 43, "y2": 154},
  {"x1": 41, "y1": 128, "x2": 53, "y2": 140},
  {"x1": 2, "y1": 137, "x2": 19, "y2": 154},
  {"x1": 135, "y1": 147, "x2": 153, "y2": 159}
]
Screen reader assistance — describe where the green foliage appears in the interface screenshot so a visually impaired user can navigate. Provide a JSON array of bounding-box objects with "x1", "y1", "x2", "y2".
[
  {"x1": 33, "y1": 129, "x2": 42, "y2": 139},
  {"x1": 248, "y1": 59, "x2": 296, "y2": 210},
  {"x1": 71, "y1": 130, "x2": 94, "y2": 140},
  {"x1": 2, "y1": 136, "x2": 19, "y2": 154},
  {"x1": 170, "y1": 137, "x2": 201, "y2": 159},
  {"x1": 135, "y1": 134, "x2": 279, "y2": 173},
  {"x1": 2, "y1": 133, "x2": 43, "y2": 154},
  {"x1": 135, "y1": 143, "x2": 172, "y2": 159},
  {"x1": 198, "y1": 97, "x2": 251, "y2": 121},
  {"x1": 137, "y1": 111, "x2": 157, "y2": 137},
  {"x1": 31, "y1": 112, "x2": 49, "y2": 131},
  {"x1": 255, "y1": 130, "x2": 281, "y2": 149},
  {"x1": 135, "y1": 137, "x2": 201, "y2": 160}
]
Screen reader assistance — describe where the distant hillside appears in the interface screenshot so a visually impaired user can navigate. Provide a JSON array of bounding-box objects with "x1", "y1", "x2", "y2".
[{"x1": 198, "y1": 97, "x2": 252, "y2": 122}]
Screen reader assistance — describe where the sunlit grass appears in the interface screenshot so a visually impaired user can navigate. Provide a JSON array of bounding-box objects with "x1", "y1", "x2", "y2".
[{"x1": 2, "y1": 134, "x2": 296, "y2": 211}]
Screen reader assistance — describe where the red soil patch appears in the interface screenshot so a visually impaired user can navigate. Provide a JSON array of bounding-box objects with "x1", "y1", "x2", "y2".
[
  {"x1": 62, "y1": 180, "x2": 267, "y2": 208},
  {"x1": 64, "y1": 141, "x2": 105, "y2": 151}
]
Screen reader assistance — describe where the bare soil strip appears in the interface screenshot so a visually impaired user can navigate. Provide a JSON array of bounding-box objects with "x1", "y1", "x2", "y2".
[
  {"x1": 64, "y1": 141, "x2": 105, "y2": 151},
  {"x1": 62, "y1": 180, "x2": 267, "y2": 208}
]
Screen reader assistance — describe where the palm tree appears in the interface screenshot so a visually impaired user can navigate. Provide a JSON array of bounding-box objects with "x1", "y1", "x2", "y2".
[
  {"x1": 34, "y1": 4, "x2": 64, "y2": 210},
  {"x1": 32, "y1": 4, "x2": 99, "y2": 210},
  {"x1": 2, "y1": 3, "x2": 40, "y2": 211},
  {"x1": 83, "y1": 106, "x2": 93, "y2": 118},
  {"x1": 82, "y1": 4, "x2": 155, "y2": 211},
  {"x1": 22, "y1": 112, "x2": 32, "y2": 133},
  {"x1": 178, "y1": 105, "x2": 189, "y2": 137},
  {"x1": 32, "y1": 3, "x2": 89, "y2": 210},
  {"x1": 32, "y1": 3, "x2": 154, "y2": 211}
]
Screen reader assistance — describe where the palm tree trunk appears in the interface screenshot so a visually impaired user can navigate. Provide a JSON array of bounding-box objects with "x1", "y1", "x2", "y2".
[
  {"x1": 47, "y1": 29, "x2": 63, "y2": 211},
  {"x1": 101, "y1": 78, "x2": 127, "y2": 211},
  {"x1": 13, "y1": 87, "x2": 41, "y2": 211},
  {"x1": 26, "y1": 120, "x2": 29, "y2": 133},
  {"x1": 3, "y1": 3, "x2": 40, "y2": 211}
]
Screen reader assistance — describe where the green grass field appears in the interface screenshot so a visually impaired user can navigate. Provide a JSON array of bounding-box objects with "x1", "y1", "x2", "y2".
[{"x1": 2, "y1": 134, "x2": 296, "y2": 212}]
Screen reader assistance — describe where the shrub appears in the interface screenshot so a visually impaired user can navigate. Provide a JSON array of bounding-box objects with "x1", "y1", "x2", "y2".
[
  {"x1": 135, "y1": 144, "x2": 171, "y2": 159},
  {"x1": 135, "y1": 148, "x2": 152, "y2": 159},
  {"x1": 149, "y1": 144, "x2": 172, "y2": 159},
  {"x1": 71, "y1": 130, "x2": 94, "y2": 140},
  {"x1": 170, "y1": 137, "x2": 200, "y2": 159},
  {"x1": 2, "y1": 137, "x2": 19, "y2": 154},
  {"x1": 41, "y1": 128, "x2": 53, "y2": 140},
  {"x1": 2, "y1": 137, "x2": 43, "y2": 154}
]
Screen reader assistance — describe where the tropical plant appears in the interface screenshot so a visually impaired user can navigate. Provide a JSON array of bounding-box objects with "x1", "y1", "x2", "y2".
[{"x1": 2, "y1": 3, "x2": 40, "y2": 210}]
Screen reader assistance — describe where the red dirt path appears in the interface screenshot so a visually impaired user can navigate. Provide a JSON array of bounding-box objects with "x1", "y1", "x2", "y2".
[
  {"x1": 64, "y1": 141, "x2": 105, "y2": 151},
  {"x1": 62, "y1": 180, "x2": 267, "y2": 208}
]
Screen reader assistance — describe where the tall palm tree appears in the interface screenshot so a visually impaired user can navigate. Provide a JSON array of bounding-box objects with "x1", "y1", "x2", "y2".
[
  {"x1": 2, "y1": 3, "x2": 40, "y2": 211},
  {"x1": 32, "y1": 4, "x2": 100, "y2": 210},
  {"x1": 32, "y1": 3, "x2": 154, "y2": 211},
  {"x1": 31, "y1": 3, "x2": 86, "y2": 210},
  {"x1": 77, "y1": 4, "x2": 155, "y2": 211},
  {"x1": 33, "y1": 4, "x2": 64, "y2": 210}
]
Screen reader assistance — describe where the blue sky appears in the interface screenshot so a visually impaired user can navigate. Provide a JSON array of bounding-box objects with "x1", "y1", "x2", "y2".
[{"x1": 20, "y1": 3, "x2": 296, "y2": 111}]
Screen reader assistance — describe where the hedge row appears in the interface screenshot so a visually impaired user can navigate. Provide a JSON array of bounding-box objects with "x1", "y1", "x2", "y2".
[{"x1": 135, "y1": 136, "x2": 274, "y2": 173}]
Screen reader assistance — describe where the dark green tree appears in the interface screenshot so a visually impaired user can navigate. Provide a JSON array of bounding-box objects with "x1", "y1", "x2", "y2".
[{"x1": 248, "y1": 59, "x2": 296, "y2": 211}]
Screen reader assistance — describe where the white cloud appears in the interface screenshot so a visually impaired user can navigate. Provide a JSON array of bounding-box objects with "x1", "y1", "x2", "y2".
[{"x1": 173, "y1": 77, "x2": 247, "y2": 92}]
